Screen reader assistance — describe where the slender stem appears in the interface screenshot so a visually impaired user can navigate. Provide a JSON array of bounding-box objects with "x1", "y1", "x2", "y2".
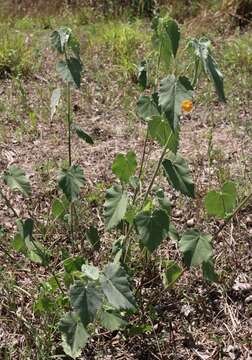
[
  {"x1": 0, "y1": 188, "x2": 19, "y2": 218},
  {"x1": 123, "y1": 133, "x2": 172, "y2": 262},
  {"x1": 132, "y1": 127, "x2": 149, "y2": 206},
  {"x1": 214, "y1": 190, "x2": 252, "y2": 238},
  {"x1": 51, "y1": 270, "x2": 65, "y2": 295},
  {"x1": 154, "y1": 38, "x2": 163, "y2": 91},
  {"x1": 141, "y1": 132, "x2": 172, "y2": 207},
  {"x1": 67, "y1": 82, "x2": 72, "y2": 167}
]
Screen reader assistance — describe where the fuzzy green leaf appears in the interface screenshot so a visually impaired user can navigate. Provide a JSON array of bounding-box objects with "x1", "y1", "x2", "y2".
[
  {"x1": 135, "y1": 209, "x2": 169, "y2": 253},
  {"x1": 70, "y1": 282, "x2": 102, "y2": 325},
  {"x1": 3, "y1": 165, "x2": 31, "y2": 196},
  {"x1": 81, "y1": 264, "x2": 100, "y2": 281},
  {"x1": 159, "y1": 75, "x2": 193, "y2": 129},
  {"x1": 136, "y1": 94, "x2": 160, "y2": 121},
  {"x1": 104, "y1": 185, "x2": 128, "y2": 230},
  {"x1": 204, "y1": 181, "x2": 236, "y2": 219},
  {"x1": 180, "y1": 229, "x2": 212, "y2": 267},
  {"x1": 100, "y1": 309, "x2": 127, "y2": 331},
  {"x1": 56, "y1": 57, "x2": 83, "y2": 88},
  {"x1": 58, "y1": 165, "x2": 85, "y2": 202},
  {"x1": 59, "y1": 312, "x2": 89, "y2": 359},
  {"x1": 100, "y1": 263, "x2": 136, "y2": 310},
  {"x1": 162, "y1": 154, "x2": 195, "y2": 198},
  {"x1": 51, "y1": 27, "x2": 71, "y2": 53},
  {"x1": 189, "y1": 38, "x2": 226, "y2": 102},
  {"x1": 148, "y1": 115, "x2": 180, "y2": 153},
  {"x1": 112, "y1": 151, "x2": 137, "y2": 183}
]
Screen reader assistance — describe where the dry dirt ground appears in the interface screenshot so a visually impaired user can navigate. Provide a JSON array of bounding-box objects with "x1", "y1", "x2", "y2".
[{"x1": 0, "y1": 16, "x2": 252, "y2": 360}]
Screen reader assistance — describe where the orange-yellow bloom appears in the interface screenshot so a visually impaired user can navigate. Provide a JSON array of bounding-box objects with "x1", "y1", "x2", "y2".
[{"x1": 181, "y1": 99, "x2": 193, "y2": 112}]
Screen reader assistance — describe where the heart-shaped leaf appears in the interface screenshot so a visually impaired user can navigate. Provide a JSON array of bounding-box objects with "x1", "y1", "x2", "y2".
[
  {"x1": 59, "y1": 312, "x2": 89, "y2": 359},
  {"x1": 189, "y1": 38, "x2": 226, "y2": 102},
  {"x1": 104, "y1": 185, "x2": 128, "y2": 230},
  {"x1": 204, "y1": 181, "x2": 236, "y2": 219},
  {"x1": 179, "y1": 229, "x2": 212, "y2": 267},
  {"x1": 3, "y1": 165, "x2": 31, "y2": 196},
  {"x1": 135, "y1": 209, "x2": 169, "y2": 253},
  {"x1": 112, "y1": 151, "x2": 137, "y2": 183},
  {"x1": 162, "y1": 154, "x2": 195, "y2": 198},
  {"x1": 136, "y1": 94, "x2": 160, "y2": 121},
  {"x1": 58, "y1": 165, "x2": 85, "y2": 202},
  {"x1": 51, "y1": 27, "x2": 71, "y2": 53},
  {"x1": 159, "y1": 75, "x2": 193, "y2": 129},
  {"x1": 56, "y1": 57, "x2": 83, "y2": 88},
  {"x1": 152, "y1": 17, "x2": 180, "y2": 70},
  {"x1": 100, "y1": 263, "x2": 136, "y2": 310},
  {"x1": 69, "y1": 282, "x2": 103, "y2": 325}
]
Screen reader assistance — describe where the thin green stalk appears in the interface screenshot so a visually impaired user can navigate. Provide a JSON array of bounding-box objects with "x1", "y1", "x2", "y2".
[
  {"x1": 67, "y1": 82, "x2": 72, "y2": 167},
  {"x1": 141, "y1": 132, "x2": 172, "y2": 207},
  {"x1": 123, "y1": 132, "x2": 172, "y2": 262},
  {"x1": 132, "y1": 127, "x2": 149, "y2": 206},
  {"x1": 214, "y1": 190, "x2": 252, "y2": 237},
  {"x1": 66, "y1": 81, "x2": 75, "y2": 243}
]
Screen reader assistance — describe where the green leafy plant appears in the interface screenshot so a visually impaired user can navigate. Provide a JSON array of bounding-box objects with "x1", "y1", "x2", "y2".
[{"x1": 50, "y1": 27, "x2": 94, "y2": 242}]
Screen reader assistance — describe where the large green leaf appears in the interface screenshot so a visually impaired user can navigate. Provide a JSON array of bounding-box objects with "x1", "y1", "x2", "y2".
[
  {"x1": 153, "y1": 17, "x2": 180, "y2": 70},
  {"x1": 135, "y1": 209, "x2": 169, "y2": 253},
  {"x1": 204, "y1": 181, "x2": 236, "y2": 219},
  {"x1": 100, "y1": 263, "x2": 136, "y2": 310},
  {"x1": 58, "y1": 165, "x2": 85, "y2": 202},
  {"x1": 112, "y1": 151, "x2": 137, "y2": 183},
  {"x1": 179, "y1": 229, "x2": 212, "y2": 267},
  {"x1": 51, "y1": 27, "x2": 71, "y2": 53},
  {"x1": 148, "y1": 115, "x2": 180, "y2": 153},
  {"x1": 59, "y1": 312, "x2": 89, "y2": 359},
  {"x1": 56, "y1": 57, "x2": 83, "y2": 88},
  {"x1": 159, "y1": 75, "x2": 193, "y2": 129},
  {"x1": 136, "y1": 94, "x2": 160, "y2": 121},
  {"x1": 189, "y1": 38, "x2": 226, "y2": 102},
  {"x1": 104, "y1": 185, "x2": 128, "y2": 230},
  {"x1": 162, "y1": 154, "x2": 195, "y2": 198},
  {"x1": 100, "y1": 309, "x2": 127, "y2": 331},
  {"x1": 3, "y1": 165, "x2": 31, "y2": 196},
  {"x1": 69, "y1": 282, "x2": 102, "y2": 325}
]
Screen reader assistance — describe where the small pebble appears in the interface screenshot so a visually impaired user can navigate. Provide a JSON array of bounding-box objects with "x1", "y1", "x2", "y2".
[{"x1": 187, "y1": 218, "x2": 194, "y2": 226}]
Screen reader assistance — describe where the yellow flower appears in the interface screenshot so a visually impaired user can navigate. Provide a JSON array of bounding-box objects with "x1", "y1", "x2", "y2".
[{"x1": 181, "y1": 99, "x2": 193, "y2": 112}]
